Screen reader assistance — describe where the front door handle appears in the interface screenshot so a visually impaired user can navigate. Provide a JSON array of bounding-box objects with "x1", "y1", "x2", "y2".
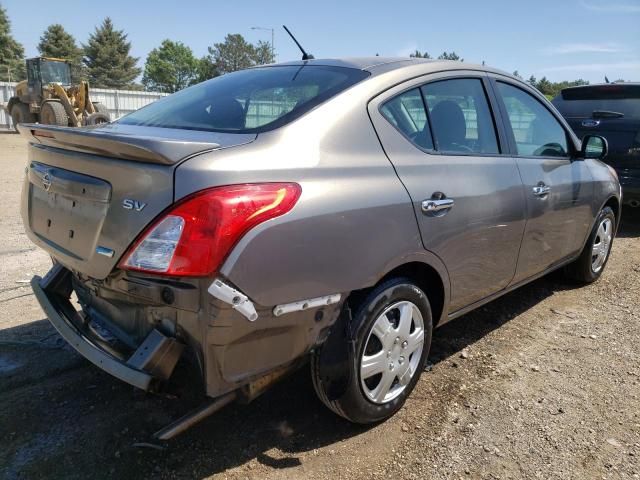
[
  {"x1": 421, "y1": 198, "x2": 455, "y2": 215},
  {"x1": 532, "y1": 183, "x2": 551, "y2": 197}
]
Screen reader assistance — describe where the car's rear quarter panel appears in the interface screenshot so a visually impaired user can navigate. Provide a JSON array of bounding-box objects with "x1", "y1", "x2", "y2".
[
  {"x1": 174, "y1": 75, "x2": 453, "y2": 396},
  {"x1": 175, "y1": 77, "x2": 446, "y2": 308}
]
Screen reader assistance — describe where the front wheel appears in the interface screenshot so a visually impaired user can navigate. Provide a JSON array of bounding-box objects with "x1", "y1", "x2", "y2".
[
  {"x1": 311, "y1": 278, "x2": 432, "y2": 424},
  {"x1": 40, "y1": 101, "x2": 69, "y2": 126},
  {"x1": 564, "y1": 206, "x2": 616, "y2": 283},
  {"x1": 10, "y1": 103, "x2": 36, "y2": 132}
]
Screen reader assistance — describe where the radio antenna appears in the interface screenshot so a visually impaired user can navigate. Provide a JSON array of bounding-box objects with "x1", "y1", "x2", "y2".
[{"x1": 282, "y1": 25, "x2": 314, "y2": 60}]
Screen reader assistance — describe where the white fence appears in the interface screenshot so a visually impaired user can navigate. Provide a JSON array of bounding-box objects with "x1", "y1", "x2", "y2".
[{"x1": 0, "y1": 82, "x2": 167, "y2": 129}]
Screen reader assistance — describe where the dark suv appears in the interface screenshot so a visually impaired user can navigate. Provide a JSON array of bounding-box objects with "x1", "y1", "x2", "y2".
[{"x1": 553, "y1": 83, "x2": 640, "y2": 208}]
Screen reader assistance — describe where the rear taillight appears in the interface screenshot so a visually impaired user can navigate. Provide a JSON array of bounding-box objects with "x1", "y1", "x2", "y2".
[{"x1": 119, "y1": 183, "x2": 301, "y2": 277}]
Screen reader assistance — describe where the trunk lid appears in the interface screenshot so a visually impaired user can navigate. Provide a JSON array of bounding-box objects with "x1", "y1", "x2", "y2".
[{"x1": 19, "y1": 124, "x2": 256, "y2": 279}]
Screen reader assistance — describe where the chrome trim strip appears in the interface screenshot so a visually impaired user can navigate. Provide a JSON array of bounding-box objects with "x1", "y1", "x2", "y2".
[
  {"x1": 273, "y1": 294, "x2": 341, "y2": 317},
  {"x1": 207, "y1": 279, "x2": 258, "y2": 322}
]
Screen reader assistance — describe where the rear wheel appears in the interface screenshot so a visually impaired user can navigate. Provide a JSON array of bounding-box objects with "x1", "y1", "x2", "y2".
[
  {"x1": 564, "y1": 206, "x2": 615, "y2": 283},
  {"x1": 311, "y1": 277, "x2": 432, "y2": 424},
  {"x1": 10, "y1": 103, "x2": 36, "y2": 132},
  {"x1": 92, "y1": 102, "x2": 110, "y2": 116},
  {"x1": 40, "y1": 101, "x2": 69, "y2": 126},
  {"x1": 86, "y1": 112, "x2": 110, "y2": 126}
]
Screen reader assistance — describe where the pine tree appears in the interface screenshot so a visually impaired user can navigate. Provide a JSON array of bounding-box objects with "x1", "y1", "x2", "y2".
[
  {"x1": 208, "y1": 34, "x2": 256, "y2": 75},
  {"x1": 83, "y1": 17, "x2": 141, "y2": 89},
  {"x1": 204, "y1": 34, "x2": 275, "y2": 76},
  {"x1": 437, "y1": 51, "x2": 463, "y2": 62},
  {"x1": 0, "y1": 4, "x2": 25, "y2": 81},
  {"x1": 142, "y1": 40, "x2": 198, "y2": 93},
  {"x1": 409, "y1": 50, "x2": 431, "y2": 59},
  {"x1": 38, "y1": 24, "x2": 84, "y2": 80}
]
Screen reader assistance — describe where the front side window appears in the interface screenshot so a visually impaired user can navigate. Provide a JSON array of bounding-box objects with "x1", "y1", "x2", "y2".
[
  {"x1": 421, "y1": 78, "x2": 500, "y2": 154},
  {"x1": 380, "y1": 88, "x2": 434, "y2": 150},
  {"x1": 118, "y1": 65, "x2": 369, "y2": 133},
  {"x1": 497, "y1": 82, "x2": 568, "y2": 157}
]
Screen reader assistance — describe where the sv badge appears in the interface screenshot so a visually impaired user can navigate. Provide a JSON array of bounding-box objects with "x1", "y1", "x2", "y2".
[{"x1": 122, "y1": 198, "x2": 147, "y2": 212}]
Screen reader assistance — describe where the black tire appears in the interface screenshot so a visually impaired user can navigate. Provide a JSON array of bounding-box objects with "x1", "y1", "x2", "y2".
[
  {"x1": 311, "y1": 277, "x2": 433, "y2": 424},
  {"x1": 86, "y1": 112, "x2": 110, "y2": 125},
  {"x1": 564, "y1": 206, "x2": 616, "y2": 283},
  {"x1": 92, "y1": 102, "x2": 111, "y2": 117},
  {"x1": 10, "y1": 103, "x2": 36, "y2": 132},
  {"x1": 40, "y1": 101, "x2": 69, "y2": 126}
]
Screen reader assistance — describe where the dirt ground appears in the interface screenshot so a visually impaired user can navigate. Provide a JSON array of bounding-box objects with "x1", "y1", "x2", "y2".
[{"x1": 1, "y1": 132, "x2": 639, "y2": 480}]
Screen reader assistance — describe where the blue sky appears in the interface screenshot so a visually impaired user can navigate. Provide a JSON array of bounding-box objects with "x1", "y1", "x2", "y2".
[{"x1": 3, "y1": 0, "x2": 639, "y2": 83}]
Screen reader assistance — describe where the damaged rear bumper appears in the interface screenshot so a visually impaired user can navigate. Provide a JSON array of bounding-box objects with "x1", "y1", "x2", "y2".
[{"x1": 31, "y1": 264, "x2": 183, "y2": 392}]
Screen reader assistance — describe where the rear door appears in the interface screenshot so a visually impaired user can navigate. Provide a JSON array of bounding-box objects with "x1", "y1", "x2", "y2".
[
  {"x1": 490, "y1": 78, "x2": 594, "y2": 284},
  {"x1": 369, "y1": 71, "x2": 526, "y2": 312}
]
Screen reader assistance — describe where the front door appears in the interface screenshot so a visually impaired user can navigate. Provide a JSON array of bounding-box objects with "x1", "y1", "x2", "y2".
[
  {"x1": 491, "y1": 80, "x2": 594, "y2": 284},
  {"x1": 369, "y1": 73, "x2": 527, "y2": 312}
]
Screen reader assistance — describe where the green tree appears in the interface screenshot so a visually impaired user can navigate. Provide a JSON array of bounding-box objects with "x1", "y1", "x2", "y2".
[
  {"x1": 0, "y1": 4, "x2": 25, "y2": 81},
  {"x1": 37, "y1": 24, "x2": 84, "y2": 80},
  {"x1": 83, "y1": 17, "x2": 141, "y2": 89},
  {"x1": 253, "y1": 40, "x2": 275, "y2": 65},
  {"x1": 410, "y1": 50, "x2": 431, "y2": 59},
  {"x1": 142, "y1": 40, "x2": 198, "y2": 92},
  {"x1": 512, "y1": 70, "x2": 522, "y2": 79},
  {"x1": 535, "y1": 76, "x2": 554, "y2": 96},
  {"x1": 438, "y1": 51, "x2": 463, "y2": 61},
  {"x1": 194, "y1": 55, "x2": 219, "y2": 83},
  {"x1": 204, "y1": 33, "x2": 275, "y2": 76},
  {"x1": 208, "y1": 34, "x2": 255, "y2": 74}
]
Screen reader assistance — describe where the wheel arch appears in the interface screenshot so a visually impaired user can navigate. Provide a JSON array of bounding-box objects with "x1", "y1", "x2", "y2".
[
  {"x1": 348, "y1": 253, "x2": 450, "y2": 328},
  {"x1": 603, "y1": 196, "x2": 620, "y2": 229}
]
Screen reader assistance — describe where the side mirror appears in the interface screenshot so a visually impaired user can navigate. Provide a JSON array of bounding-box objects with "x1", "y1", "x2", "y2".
[{"x1": 580, "y1": 135, "x2": 608, "y2": 160}]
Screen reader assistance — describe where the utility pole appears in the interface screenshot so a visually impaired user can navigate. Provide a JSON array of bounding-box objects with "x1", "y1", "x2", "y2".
[{"x1": 251, "y1": 26, "x2": 275, "y2": 62}]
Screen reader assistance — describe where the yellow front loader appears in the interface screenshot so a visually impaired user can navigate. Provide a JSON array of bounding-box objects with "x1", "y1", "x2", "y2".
[{"x1": 6, "y1": 57, "x2": 110, "y2": 131}]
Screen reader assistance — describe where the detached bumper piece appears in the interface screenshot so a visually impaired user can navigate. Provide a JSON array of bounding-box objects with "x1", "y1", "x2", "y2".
[{"x1": 32, "y1": 264, "x2": 183, "y2": 392}]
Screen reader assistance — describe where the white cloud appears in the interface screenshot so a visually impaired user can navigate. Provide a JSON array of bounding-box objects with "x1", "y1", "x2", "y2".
[
  {"x1": 542, "y1": 42, "x2": 626, "y2": 55},
  {"x1": 580, "y1": 1, "x2": 640, "y2": 13},
  {"x1": 539, "y1": 61, "x2": 640, "y2": 73}
]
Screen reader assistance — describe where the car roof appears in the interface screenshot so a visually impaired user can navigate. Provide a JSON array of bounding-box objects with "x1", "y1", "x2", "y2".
[
  {"x1": 266, "y1": 56, "x2": 513, "y2": 78},
  {"x1": 559, "y1": 82, "x2": 640, "y2": 94}
]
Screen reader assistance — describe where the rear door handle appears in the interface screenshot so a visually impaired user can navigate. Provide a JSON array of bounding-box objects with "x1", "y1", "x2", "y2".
[
  {"x1": 421, "y1": 198, "x2": 455, "y2": 215},
  {"x1": 532, "y1": 183, "x2": 551, "y2": 197}
]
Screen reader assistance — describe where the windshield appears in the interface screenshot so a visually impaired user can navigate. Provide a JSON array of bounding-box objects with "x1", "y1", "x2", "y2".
[
  {"x1": 118, "y1": 65, "x2": 370, "y2": 133},
  {"x1": 553, "y1": 84, "x2": 640, "y2": 119},
  {"x1": 40, "y1": 60, "x2": 71, "y2": 85}
]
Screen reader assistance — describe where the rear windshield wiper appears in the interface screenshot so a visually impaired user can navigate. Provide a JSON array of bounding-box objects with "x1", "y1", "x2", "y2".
[{"x1": 592, "y1": 110, "x2": 625, "y2": 118}]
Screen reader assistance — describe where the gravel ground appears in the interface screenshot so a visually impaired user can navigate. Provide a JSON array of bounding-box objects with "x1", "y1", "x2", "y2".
[{"x1": 1, "y1": 133, "x2": 639, "y2": 480}]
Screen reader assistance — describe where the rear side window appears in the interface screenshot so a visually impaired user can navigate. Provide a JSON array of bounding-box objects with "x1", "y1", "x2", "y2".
[
  {"x1": 497, "y1": 82, "x2": 568, "y2": 157},
  {"x1": 380, "y1": 88, "x2": 434, "y2": 150},
  {"x1": 553, "y1": 84, "x2": 640, "y2": 119},
  {"x1": 421, "y1": 78, "x2": 500, "y2": 155},
  {"x1": 118, "y1": 65, "x2": 369, "y2": 133}
]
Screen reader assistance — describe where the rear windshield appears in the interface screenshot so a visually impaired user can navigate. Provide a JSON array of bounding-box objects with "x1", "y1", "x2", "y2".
[
  {"x1": 118, "y1": 65, "x2": 370, "y2": 133},
  {"x1": 553, "y1": 84, "x2": 640, "y2": 119}
]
